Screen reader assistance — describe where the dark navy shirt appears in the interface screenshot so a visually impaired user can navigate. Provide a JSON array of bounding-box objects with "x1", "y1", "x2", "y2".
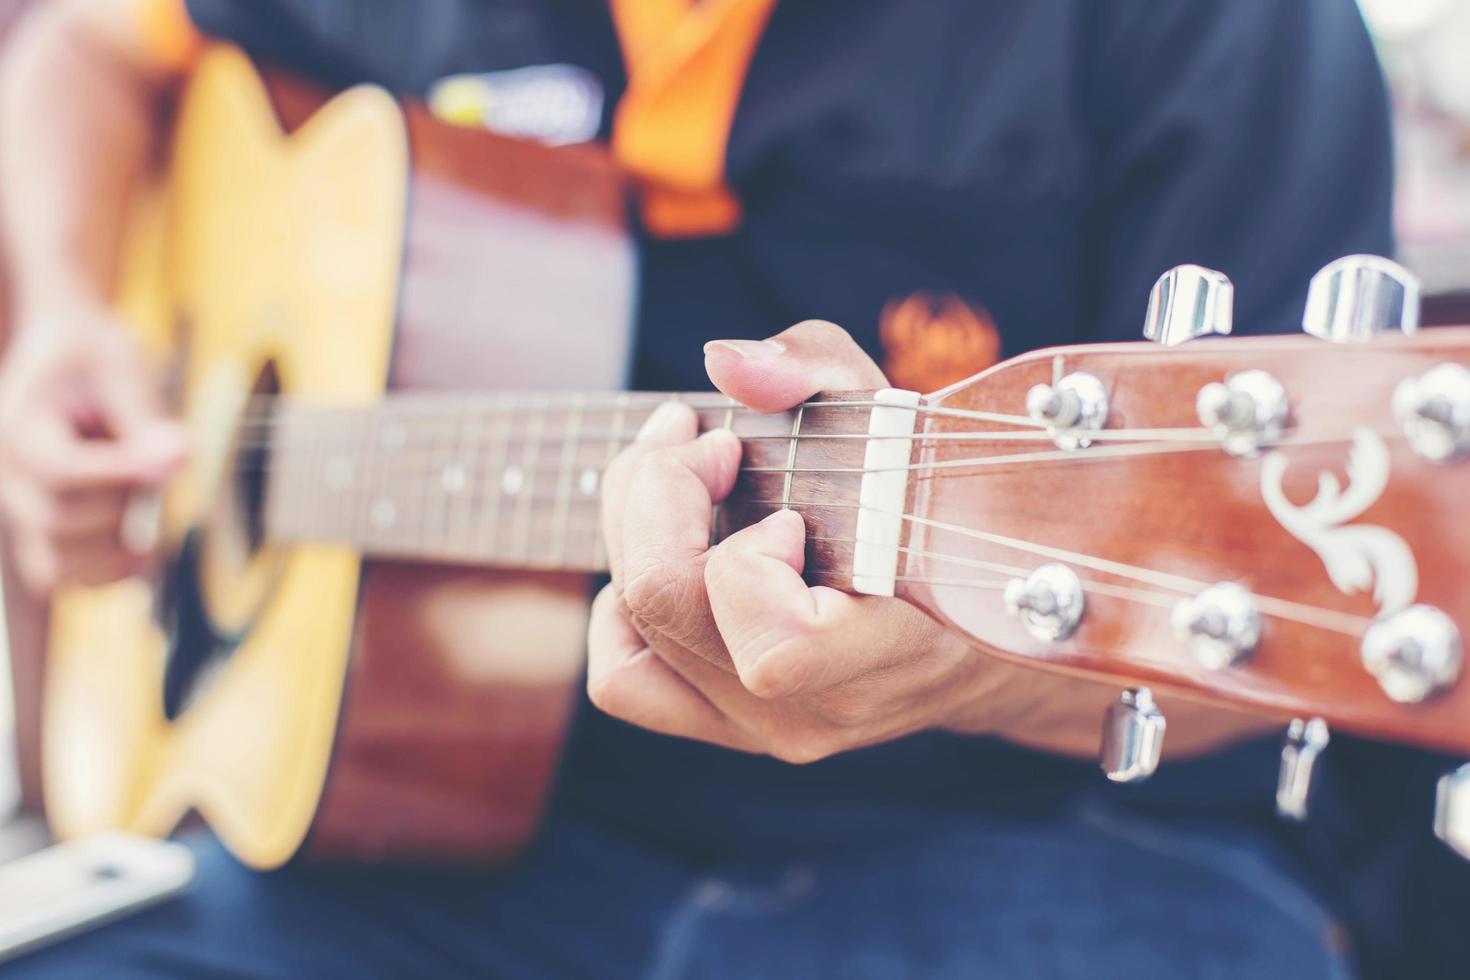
[{"x1": 181, "y1": 1, "x2": 1453, "y2": 970}]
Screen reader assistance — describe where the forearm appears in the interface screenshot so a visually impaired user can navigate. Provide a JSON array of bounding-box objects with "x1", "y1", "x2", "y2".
[
  {"x1": 950, "y1": 652, "x2": 1278, "y2": 761},
  {"x1": 0, "y1": 0, "x2": 175, "y2": 318}
]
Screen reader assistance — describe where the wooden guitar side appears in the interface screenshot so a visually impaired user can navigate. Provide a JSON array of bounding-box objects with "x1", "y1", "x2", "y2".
[{"x1": 34, "y1": 46, "x2": 633, "y2": 868}]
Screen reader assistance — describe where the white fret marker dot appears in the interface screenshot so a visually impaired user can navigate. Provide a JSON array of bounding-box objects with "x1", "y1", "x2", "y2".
[
  {"x1": 381, "y1": 423, "x2": 405, "y2": 450},
  {"x1": 370, "y1": 498, "x2": 396, "y2": 529},
  {"x1": 441, "y1": 463, "x2": 467, "y2": 493},
  {"x1": 578, "y1": 468, "x2": 599, "y2": 496},
  {"x1": 501, "y1": 466, "x2": 524, "y2": 496},
  {"x1": 325, "y1": 457, "x2": 353, "y2": 490}
]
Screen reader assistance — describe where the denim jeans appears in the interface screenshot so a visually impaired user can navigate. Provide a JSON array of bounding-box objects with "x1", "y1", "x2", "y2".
[{"x1": 11, "y1": 794, "x2": 1351, "y2": 979}]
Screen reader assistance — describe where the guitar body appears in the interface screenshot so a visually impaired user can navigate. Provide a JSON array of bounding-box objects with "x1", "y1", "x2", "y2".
[{"x1": 30, "y1": 46, "x2": 634, "y2": 867}]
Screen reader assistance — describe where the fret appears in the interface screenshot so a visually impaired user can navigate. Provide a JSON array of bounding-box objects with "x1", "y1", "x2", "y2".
[
  {"x1": 550, "y1": 396, "x2": 584, "y2": 566},
  {"x1": 591, "y1": 392, "x2": 629, "y2": 571},
  {"x1": 379, "y1": 411, "x2": 408, "y2": 554},
  {"x1": 780, "y1": 404, "x2": 805, "y2": 510},
  {"x1": 261, "y1": 389, "x2": 875, "y2": 579},
  {"x1": 480, "y1": 393, "x2": 511, "y2": 560},
  {"x1": 710, "y1": 395, "x2": 738, "y2": 545},
  {"x1": 449, "y1": 408, "x2": 476, "y2": 561},
  {"x1": 436, "y1": 407, "x2": 470, "y2": 559},
  {"x1": 511, "y1": 396, "x2": 545, "y2": 560}
]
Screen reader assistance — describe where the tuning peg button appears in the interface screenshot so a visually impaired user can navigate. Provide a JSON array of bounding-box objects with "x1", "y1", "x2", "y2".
[
  {"x1": 1100, "y1": 688, "x2": 1166, "y2": 783},
  {"x1": 1025, "y1": 372, "x2": 1108, "y2": 451},
  {"x1": 1303, "y1": 254, "x2": 1420, "y2": 342},
  {"x1": 1143, "y1": 265, "x2": 1234, "y2": 346},
  {"x1": 1436, "y1": 764, "x2": 1470, "y2": 861},
  {"x1": 1276, "y1": 718, "x2": 1329, "y2": 822},
  {"x1": 1004, "y1": 563, "x2": 1085, "y2": 642},
  {"x1": 1172, "y1": 582, "x2": 1261, "y2": 670},
  {"x1": 1196, "y1": 370, "x2": 1290, "y2": 457},
  {"x1": 1360, "y1": 605, "x2": 1462, "y2": 704},
  {"x1": 1394, "y1": 363, "x2": 1470, "y2": 463}
]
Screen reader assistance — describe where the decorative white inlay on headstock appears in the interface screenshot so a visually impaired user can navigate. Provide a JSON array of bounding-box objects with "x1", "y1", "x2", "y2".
[{"x1": 1261, "y1": 428, "x2": 1416, "y2": 617}]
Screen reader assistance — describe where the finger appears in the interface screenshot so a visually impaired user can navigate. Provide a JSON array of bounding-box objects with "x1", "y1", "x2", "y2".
[
  {"x1": 52, "y1": 489, "x2": 130, "y2": 539},
  {"x1": 57, "y1": 537, "x2": 148, "y2": 587},
  {"x1": 600, "y1": 400, "x2": 700, "y2": 583},
  {"x1": 619, "y1": 427, "x2": 741, "y2": 664},
  {"x1": 0, "y1": 480, "x2": 128, "y2": 541},
  {"x1": 703, "y1": 320, "x2": 890, "y2": 414},
  {"x1": 88, "y1": 333, "x2": 167, "y2": 439},
  {"x1": 36, "y1": 430, "x2": 185, "y2": 491},
  {"x1": 11, "y1": 538, "x2": 60, "y2": 595},
  {"x1": 585, "y1": 585, "x2": 754, "y2": 749},
  {"x1": 705, "y1": 509, "x2": 951, "y2": 699}
]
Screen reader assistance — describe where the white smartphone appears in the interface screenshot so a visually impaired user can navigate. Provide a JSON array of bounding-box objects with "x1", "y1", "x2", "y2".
[{"x1": 0, "y1": 833, "x2": 195, "y2": 963}]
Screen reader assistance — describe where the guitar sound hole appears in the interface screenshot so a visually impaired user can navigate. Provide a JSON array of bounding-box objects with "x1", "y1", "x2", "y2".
[
  {"x1": 235, "y1": 362, "x2": 279, "y2": 553},
  {"x1": 158, "y1": 360, "x2": 282, "y2": 720}
]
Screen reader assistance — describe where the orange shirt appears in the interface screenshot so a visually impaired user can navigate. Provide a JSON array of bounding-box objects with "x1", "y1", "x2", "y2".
[{"x1": 142, "y1": 0, "x2": 776, "y2": 238}]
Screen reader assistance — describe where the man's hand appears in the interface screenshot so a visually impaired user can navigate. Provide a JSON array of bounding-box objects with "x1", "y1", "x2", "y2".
[
  {"x1": 588, "y1": 321, "x2": 1048, "y2": 763},
  {"x1": 0, "y1": 301, "x2": 184, "y2": 593}
]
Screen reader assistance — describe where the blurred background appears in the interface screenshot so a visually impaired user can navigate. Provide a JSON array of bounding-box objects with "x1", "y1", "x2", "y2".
[
  {"x1": 1367, "y1": 0, "x2": 1470, "y2": 318},
  {"x1": 4, "y1": 0, "x2": 1470, "y2": 825}
]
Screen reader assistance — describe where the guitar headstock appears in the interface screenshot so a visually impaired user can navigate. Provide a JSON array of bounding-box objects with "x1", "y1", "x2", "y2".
[{"x1": 887, "y1": 257, "x2": 1470, "y2": 847}]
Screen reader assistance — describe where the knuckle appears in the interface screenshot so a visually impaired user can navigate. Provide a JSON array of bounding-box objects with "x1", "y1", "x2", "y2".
[
  {"x1": 16, "y1": 543, "x2": 58, "y2": 595},
  {"x1": 585, "y1": 669, "x2": 624, "y2": 716},
  {"x1": 742, "y1": 647, "x2": 803, "y2": 700},
  {"x1": 602, "y1": 449, "x2": 633, "y2": 491},
  {"x1": 701, "y1": 541, "x2": 747, "y2": 592},
  {"x1": 815, "y1": 691, "x2": 873, "y2": 729},
  {"x1": 638, "y1": 447, "x2": 685, "y2": 484},
  {"x1": 737, "y1": 631, "x2": 815, "y2": 700},
  {"x1": 27, "y1": 497, "x2": 62, "y2": 537},
  {"x1": 621, "y1": 564, "x2": 688, "y2": 628},
  {"x1": 768, "y1": 731, "x2": 837, "y2": 766},
  {"x1": 786, "y1": 319, "x2": 847, "y2": 344}
]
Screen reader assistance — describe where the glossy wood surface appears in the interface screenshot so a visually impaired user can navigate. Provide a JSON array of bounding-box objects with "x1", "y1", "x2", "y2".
[
  {"x1": 901, "y1": 330, "x2": 1470, "y2": 753},
  {"x1": 268, "y1": 65, "x2": 634, "y2": 861},
  {"x1": 36, "y1": 47, "x2": 633, "y2": 867}
]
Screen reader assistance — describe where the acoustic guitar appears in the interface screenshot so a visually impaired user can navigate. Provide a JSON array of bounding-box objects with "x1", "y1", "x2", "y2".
[{"x1": 17, "y1": 47, "x2": 1470, "y2": 870}]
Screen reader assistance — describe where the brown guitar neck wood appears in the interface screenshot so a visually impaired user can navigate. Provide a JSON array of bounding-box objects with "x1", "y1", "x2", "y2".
[{"x1": 261, "y1": 390, "x2": 878, "y2": 586}]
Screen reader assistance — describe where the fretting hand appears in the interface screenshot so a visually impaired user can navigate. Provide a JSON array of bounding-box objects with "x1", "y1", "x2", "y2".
[{"x1": 589, "y1": 320, "x2": 1056, "y2": 762}]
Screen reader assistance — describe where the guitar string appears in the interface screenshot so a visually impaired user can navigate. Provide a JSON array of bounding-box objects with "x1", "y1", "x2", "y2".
[
  {"x1": 799, "y1": 533, "x2": 1370, "y2": 637},
  {"x1": 234, "y1": 426, "x2": 1374, "y2": 482},
  {"x1": 226, "y1": 397, "x2": 1045, "y2": 432},
  {"x1": 269, "y1": 470, "x2": 1372, "y2": 640},
  {"x1": 800, "y1": 494, "x2": 1368, "y2": 627},
  {"x1": 227, "y1": 425, "x2": 1218, "y2": 451}
]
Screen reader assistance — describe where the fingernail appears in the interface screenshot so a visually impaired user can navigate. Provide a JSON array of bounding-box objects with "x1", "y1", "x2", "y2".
[
  {"x1": 635, "y1": 400, "x2": 685, "y2": 441},
  {"x1": 703, "y1": 338, "x2": 785, "y2": 360}
]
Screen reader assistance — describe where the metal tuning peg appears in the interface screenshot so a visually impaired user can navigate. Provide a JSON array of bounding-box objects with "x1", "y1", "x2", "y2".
[
  {"x1": 1435, "y1": 764, "x2": 1470, "y2": 861},
  {"x1": 1171, "y1": 582, "x2": 1261, "y2": 670},
  {"x1": 1195, "y1": 370, "x2": 1289, "y2": 456},
  {"x1": 1100, "y1": 688, "x2": 1166, "y2": 783},
  {"x1": 1026, "y1": 373, "x2": 1108, "y2": 450},
  {"x1": 1360, "y1": 605, "x2": 1462, "y2": 704},
  {"x1": 1143, "y1": 264, "x2": 1234, "y2": 347},
  {"x1": 1004, "y1": 564, "x2": 1085, "y2": 642},
  {"x1": 1394, "y1": 363, "x2": 1470, "y2": 463},
  {"x1": 1302, "y1": 254, "x2": 1420, "y2": 343},
  {"x1": 1276, "y1": 718, "x2": 1329, "y2": 822}
]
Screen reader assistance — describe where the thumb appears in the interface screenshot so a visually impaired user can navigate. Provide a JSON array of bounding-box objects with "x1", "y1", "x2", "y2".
[{"x1": 703, "y1": 320, "x2": 889, "y2": 414}]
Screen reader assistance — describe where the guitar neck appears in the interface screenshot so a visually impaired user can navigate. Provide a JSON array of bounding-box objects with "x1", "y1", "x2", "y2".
[{"x1": 260, "y1": 390, "x2": 884, "y2": 587}]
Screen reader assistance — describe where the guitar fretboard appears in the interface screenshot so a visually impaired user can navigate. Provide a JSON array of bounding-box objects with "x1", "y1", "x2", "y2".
[{"x1": 257, "y1": 390, "x2": 881, "y2": 585}]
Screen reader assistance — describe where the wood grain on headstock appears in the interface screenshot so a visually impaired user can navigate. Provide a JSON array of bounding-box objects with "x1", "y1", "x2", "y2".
[{"x1": 898, "y1": 328, "x2": 1470, "y2": 754}]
